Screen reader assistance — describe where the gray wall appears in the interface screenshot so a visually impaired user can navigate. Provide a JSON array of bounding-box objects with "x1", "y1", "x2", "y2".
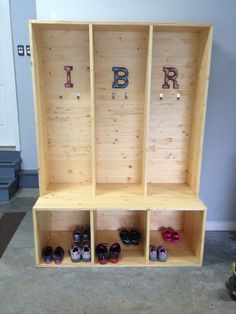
[
  {"x1": 10, "y1": 0, "x2": 37, "y2": 170},
  {"x1": 18, "y1": 0, "x2": 235, "y2": 226}
]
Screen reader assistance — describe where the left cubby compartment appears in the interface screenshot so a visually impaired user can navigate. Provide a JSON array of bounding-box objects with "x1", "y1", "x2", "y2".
[
  {"x1": 33, "y1": 209, "x2": 94, "y2": 267},
  {"x1": 30, "y1": 23, "x2": 94, "y2": 196}
]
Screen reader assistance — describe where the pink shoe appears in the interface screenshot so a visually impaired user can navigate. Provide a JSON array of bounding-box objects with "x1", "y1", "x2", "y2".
[
  {"x1": 171, "y1": 231, "x2": 180, "y2": 243},
  {"x1": 162, "y1": 230, "x2": 172, "y2": 242}
]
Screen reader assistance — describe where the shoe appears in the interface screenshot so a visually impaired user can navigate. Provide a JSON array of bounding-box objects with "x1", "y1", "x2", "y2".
[
  {"x1": 70, "y1": 245, "x2": 82, "y2": 263},
  {"x1": 157, "y1": 246, "x2": 168, "y2": 262},
  {"x1": 82, "y1": 229, "x2": 90, "y2": 243},
  {"x1": 130, "y1": 230, "x2": 140, "y2": 245},
  {"x1": 162, "y1": 230, "x2": 172, "y2": 242},
  {"x1": 96, "y1": 244, "x2": 108, "y2": 264},
  {"x1": 171, "y1": 231, "x2": 180, "y2": 243},
  {"x1": 119, "y1": 229, "x2": 130, "y2": 245},
  {"x1": 109, "y1": 243, "x2": 121, "y2": 263},
  {"x1": 53, "y1": 246, "x2": 64, "y2": 264},
  {"x1": 42, "y1": 246, "x2": 53, "y2": 264},
  {"x1": 149, "y1": 245, "x2": 157, "y2": 261},
  {"x1": 82, "y1": 244, "x2": 91, "y2": 262},
  {"x1": 73, "y1": 229, "x2": 81, "y2": 244}
]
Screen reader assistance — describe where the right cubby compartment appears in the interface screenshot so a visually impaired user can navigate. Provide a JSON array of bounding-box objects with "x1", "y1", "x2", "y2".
[
  {"x1": 148, "y1": 209, "x2": 206, "y2": 266},
  {"x1": 146, "y1": 25, "x2": 213, "y2": 196}
]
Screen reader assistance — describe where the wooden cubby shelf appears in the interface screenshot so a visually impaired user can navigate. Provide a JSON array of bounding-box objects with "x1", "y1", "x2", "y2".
[{"x1": 30, "y1": 21, "x2": 213, "y2": 267}]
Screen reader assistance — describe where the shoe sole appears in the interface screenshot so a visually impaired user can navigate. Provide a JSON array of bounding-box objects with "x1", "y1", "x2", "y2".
[
  {"x1": 149, "y1": 257, "x2": 157, "y2": 261},
  {"x1": 99, "y1": 259, "x2": 108, "y2": 264},
  {"x1": 82, "y1": 257, "x2": 91, "y2": 262},
  {"x1": 71, "y1": 258, "x2": 81, "y2": 263}
]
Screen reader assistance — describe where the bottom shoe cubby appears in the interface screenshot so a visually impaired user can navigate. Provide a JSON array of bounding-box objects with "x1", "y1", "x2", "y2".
[
  {"x1": 94, "y1": 210, "x2": 148, "y2": 266},
  {"x1": 33, "y1": 209, "x2": 93, "y2": 267},
  {"x1": 148, "y1": 209, "x2": 206, "y2": 266},
  {"x1": 33, "y1": 207, "x2": 206, "y2": 267}
]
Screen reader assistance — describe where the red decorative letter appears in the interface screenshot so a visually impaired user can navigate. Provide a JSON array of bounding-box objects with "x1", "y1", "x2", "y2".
[
  {"x1": 162, "y1": 67, "x2": 179, "y2": 89},
  {"x1": 64, "y1": 66, "x2": 73, "y2": 88}
]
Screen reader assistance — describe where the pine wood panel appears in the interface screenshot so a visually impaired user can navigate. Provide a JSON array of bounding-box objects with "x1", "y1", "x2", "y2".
[
  {"x1": 94, "y1": 26, "x2": 149, "y2": 183},
  {"x1": 147, "y1": 31, "x2": 199, "y2": 184},
  {"x1": 41, "y1": 27, "x2": 92, "y2": 184},
  {"x1": 96, "y1": 209, "x2": 145, "y2": 230}
]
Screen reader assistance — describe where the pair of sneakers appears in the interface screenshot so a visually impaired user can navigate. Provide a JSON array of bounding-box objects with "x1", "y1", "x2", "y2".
[
  {"x1": 70, "y1": 229, "x2": 91, "y2": 262},
  {"x1": 149, "y1": 245, "x2": 168, "y2": 262},
  {"x1": 42, "y1": 246, "x2": 64, "y2": 264},
  {"x1": 96, "y1": 243, "x2": 121, "y2": 264}
]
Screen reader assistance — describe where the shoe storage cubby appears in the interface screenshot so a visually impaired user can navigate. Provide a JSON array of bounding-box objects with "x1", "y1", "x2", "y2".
[
  {"x1": 30, "y1": 21, "x2": 213, "y2": 267},
  {"x1": 148, "y1": 209, "x2": 206, "y2": 266},
  {"x1": 94, "y1": 209, "x2": 148, "y2": 266},
  {"x1": 33, "y1": 209, "x2": 93, "y2": 266}
]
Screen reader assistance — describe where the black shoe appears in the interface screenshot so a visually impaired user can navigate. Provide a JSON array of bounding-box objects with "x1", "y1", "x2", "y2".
[
  {"x1": 53, "y1": 246, "x2": 64, "y2": 264},
  {"x1": 96, "y1": 244, "x2": 108, "y2": 264},
  {"x1": 119, "y1": 229, "x2": 131, "y2": 245},
  {"x1": 130, "y1": 230, "x2": 140, "y2": 245},
  {"x1": 82, "y1": 229, "x2": 90, "y2": 242},
  {"x1": 73, "y1": 229, "x2": 81, "y2": 243},
  {"x1": 109, "y1": 243, "x2": 121, "y2": 263},
  {"x1": 42, "y1": 246, "x2": 53, "y2": 264}
]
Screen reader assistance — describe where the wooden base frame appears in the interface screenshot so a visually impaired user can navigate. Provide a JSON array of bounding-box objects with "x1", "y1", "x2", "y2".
[{"x1": 33, "y1": 207, "x2": 206, "y2": 267}]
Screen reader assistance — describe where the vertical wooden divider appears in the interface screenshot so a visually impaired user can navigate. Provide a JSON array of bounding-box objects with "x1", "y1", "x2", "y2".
[
  {"x1": 142, "y1": 25, "x2": 153, "y2": 196},
  {"x1": 145, "y1": 209, "x2": 150, "y2": 264},
  {"x1": 90, "y1": 210, "x2": 95, "y2": 263},
  {"x1": 89, "y1": 24, "x2": 97, "y2": 196}
]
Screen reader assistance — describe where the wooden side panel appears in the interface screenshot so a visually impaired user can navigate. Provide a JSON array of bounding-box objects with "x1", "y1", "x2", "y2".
[
  {"x1": 35, "y1": 210, "x2": 50, "y2": 265},
  {"x1": 94, "y1": 27, "x2": 149, "y2": 183},
  {"x1": 29, "y1": 24, "x2": 49, "y2": 195},
  {"x1": 41, "y1": 27, "x2": 91, "y2": 184},
  {"x1": 188, "y1": 27, "x2": 213, "y2": 194},
  {"x1": 140, "y1": 210, "x2": 149, "y2": 263},
  {"x1": 90, "y1": 210, "x2": 95, "y2": 263},
  {"x1": 184, "y1": 210, "x2": 205, "y2": 262},
  {"x1": 148, "y1": 31, "x2": 199, "y2": 184}
]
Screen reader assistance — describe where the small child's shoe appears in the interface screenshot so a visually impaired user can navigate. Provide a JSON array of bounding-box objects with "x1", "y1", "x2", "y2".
[
  {"x1": 53, "y1": 246, "x2": 64, "y2": 264},
  {"x1": 157, "y1": 246, "x2": 168, "y2": 262},
  {"x1": 82, "y1": 244, "x2": 91, "y2": 262},
  {"x1": 70, "y1": 245, "x2": 82, "y2": 263},
  {"x1": 149, "y1": 245, "x2": 157, "y2": 261}
]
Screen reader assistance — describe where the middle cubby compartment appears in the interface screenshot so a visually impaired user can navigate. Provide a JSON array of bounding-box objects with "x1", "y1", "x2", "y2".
[
  {"x1": 94, "y1": 209, "x2": 148, "y2": 266},
  {"x1": 93, "y1": 25, "x2": 150, "y2": 195}
]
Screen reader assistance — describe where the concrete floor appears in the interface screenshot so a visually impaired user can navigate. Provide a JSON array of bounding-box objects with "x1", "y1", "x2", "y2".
[{"x1": 0, "y1": 189, "x2": 236, "y2": 314}]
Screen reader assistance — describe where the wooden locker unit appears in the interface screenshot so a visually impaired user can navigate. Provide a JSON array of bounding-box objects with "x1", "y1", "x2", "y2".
[{"x1": 30, "y1": 21, "x2": 213, "y2": 267}]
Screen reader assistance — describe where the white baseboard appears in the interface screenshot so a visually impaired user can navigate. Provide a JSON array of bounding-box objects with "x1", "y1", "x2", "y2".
[{"x1": 206, "y1": 221, "x2": 236, "y2": 231}]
